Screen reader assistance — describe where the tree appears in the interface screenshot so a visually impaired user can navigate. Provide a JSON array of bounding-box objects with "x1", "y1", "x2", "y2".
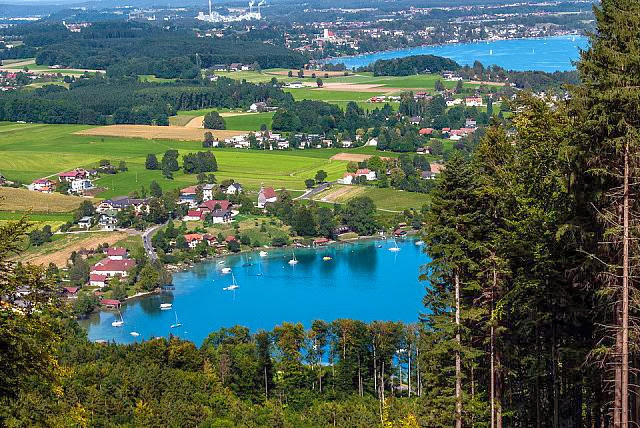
[
  {"x1": 315, "y1": 206, "x2": 336, "y2": 238},
  {"x1": 203, "y1": 111, "x2": 226, "y2": 130},
  {"x1": 288, "y1": 70, "x2": 293, "y2": 77},
  {"x1": 73, "y1": 293, "x2": 99, "y2": 317},
  {"x1": 136, "y1": 263, "x2": 160, "y2": 291},
  {"x1": 317, "y1": 78, "x2": 323, "y2": 87},
  {"x1": 118, "y1": 160, "x2": 127, "y2": 172},
  {"x1": 315, "y1": 170, "x2": 328, "y2": 183},
  {"x1": 150, "y1": 180, "x2": 163, "y2": 198},
  {"x1": 434, "y1": 79, "x2": 445, "y2": 92},
  {"x1": 342, "y1": 197, "x2": 377, "y2": 235},
  {"x1": 203, "y1": 131, "x2": 215, "y2": 148},
  {"x1": 161, "y1": 150, "x2": 180, "y2": 172},
  {"x1": 571, "y1": 1, "x2": 640, "y2": 423},
  {"x1": 455, "y1": 79, "x2": 463, "y2": 94},
  {"x1": 145, "y1": 153, "x2": 159, "y2": 170},
  {"x1": 305, "y1": 178, "x2": 315, "y2": 189}
]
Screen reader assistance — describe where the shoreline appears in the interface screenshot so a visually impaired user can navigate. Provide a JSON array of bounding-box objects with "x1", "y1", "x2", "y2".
[
  {"x1": 106, "y1": 232, "x2": 419, "y2": 310},
  {"x1": 322, "y1": 34, "x2": 587, "y2": 68}
]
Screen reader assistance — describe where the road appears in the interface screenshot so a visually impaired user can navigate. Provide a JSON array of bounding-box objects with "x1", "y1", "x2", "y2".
[
  {"x1": 142, "y1": 223, "x2": 165, "y2": 261},
  {"x1": 294, "y1": 181, "x2": 335, "y2": 201}
]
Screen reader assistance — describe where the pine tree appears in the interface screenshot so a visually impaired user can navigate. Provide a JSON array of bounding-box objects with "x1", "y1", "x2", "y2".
[{"x1": 571, "y1": 1, "x2": 640, "y2": 424}]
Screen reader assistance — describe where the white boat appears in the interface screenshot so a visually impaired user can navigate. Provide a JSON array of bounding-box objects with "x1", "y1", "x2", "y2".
[
  {"x1": 389, "y1": 239, "x2": 401, "y2": 252},
  {"x1": 170, "y1": 311, "x2": 182, "y2": 328},
  {"x1": 288, "y1": 252, "x2": 299, "y2": 265},
  {"x1": 415, "y1": 240, "x2": 424, "y2": 246},
  {"x1": 130, "y1": 331, "x2": 140, "y2": 337},
  {"x1": 221, "y1": 267, "x2": 232, "y2": 274},
  {"x1": 223, "y1": 273, "x2": 239, "y2": 291},
  {"x1": 111, "y1": 310, "x2": 124, "y2": 327},
  {"x1": 160, "y1": 303, "x2": 172, "y2": 310},
  {"x1": 259, "y1": 251, "x2": 268, "y2": 257},
  {"x1": 323, "y1": 256, "x2": 332, "y2": 261}
]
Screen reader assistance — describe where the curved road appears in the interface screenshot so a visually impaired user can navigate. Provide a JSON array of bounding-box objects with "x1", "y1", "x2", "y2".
[{"x1": 142, "y1": 223, "x2": 165, "y2": 261}]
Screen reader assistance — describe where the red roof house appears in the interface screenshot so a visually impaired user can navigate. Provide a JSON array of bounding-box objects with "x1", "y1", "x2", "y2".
[
  {"x1": 105, "y1": 247, "x2": 128, "y2": 259},
  {"x1": 200, "y1": 200, "x2": 231, "y2": 212},
  {"x1": 91, "y1": 259, "x2": 136, "y2": 277}
]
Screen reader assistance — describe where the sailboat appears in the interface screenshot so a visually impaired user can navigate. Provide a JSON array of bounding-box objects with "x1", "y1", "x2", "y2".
[
  {"x1": 259, "y1": 250, "x2": 268, "y2": 257},
  {"x1": 323, "y1": 256, "x2": 332, "y2": 261},
  {"x1": 130, "y1": 331, "x2": 140, "y2": 337},
  {"x1": 111, "y1": 309, "x2": 124, "y2": 327},
  {"x1": 223, "y1": 273, "x2": 239, "y2": 291},
  {"x1": 160, "y1": 303, "x2": 172, "y2": 310},
  {"x1": 388, "y1": 239, "x2": 401, "y2": 252},
  {"x1": 415, "y1": 240, "x2": 424, "y2": 246},
  {"x1": 170, "y1": 310, "x2": 182, "y2": 328},
  {"x1": 288, "y1": 252, "x2": 299, "y2": 265},
  {"x1": 221, "y1": 267, "x2": 232, "y2": 274}
]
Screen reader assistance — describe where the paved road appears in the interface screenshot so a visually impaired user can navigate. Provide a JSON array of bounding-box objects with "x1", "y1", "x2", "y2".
[
  {"x1": 142, "y1": 223, "x2": 165, "y2": 261},
  {"x1": 294, "y1": 181, "x2": 335, "y2": 200}
]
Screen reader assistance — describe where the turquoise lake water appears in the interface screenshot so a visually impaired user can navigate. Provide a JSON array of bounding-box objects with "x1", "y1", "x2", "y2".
[
  {"x1": 85, "y1": 238, "x2": 428, "y2": 345},
  {"x1": 327, "y1": 35, "x2": 589, "y2": 72}
]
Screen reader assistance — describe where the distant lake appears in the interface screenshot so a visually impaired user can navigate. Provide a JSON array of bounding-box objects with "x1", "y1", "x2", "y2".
[
  {"x1": 84, "y1": 238, "x2": 428, "y2": 345},
  {"x1": 326, "y1": 35, "x2": 589, "y2": 72}
]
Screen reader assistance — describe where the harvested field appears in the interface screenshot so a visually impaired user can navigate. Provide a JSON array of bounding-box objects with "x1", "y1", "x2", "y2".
[
  {"x1": 184, "y1": 116, "x2": 204, "y2": 128},
  {"x1": 302, "y1": 82, "x2": 396, "y2": 93},
  {"x1": 169, "y1": 115, "x2": 195, "y2": 126},
  {"x1": 0, "y1": 187, "x2": 85, "y2": 213},
  {"x1": 75, "y1": 125, "x2": 245, "y2": 141},
  {"x1": 330, "y1": 153, "x2": 392, "y2": 162},
  {"x1": 318, "y1": 185, "x2": 366, "y2": 203},
  {"x1": 22, "y1": 231, "x2": 129, "y2": 266}
]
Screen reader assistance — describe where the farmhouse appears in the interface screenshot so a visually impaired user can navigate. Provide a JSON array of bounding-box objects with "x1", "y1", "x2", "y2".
[
  {"x1": 99, "y1": 215, "x2": 117, "y2": 231},
  {"x1": 58, "y1": 168, "x2": 89, "y2": 182},
  {"x1": 184, "y1": 210, "x2": 205, "y2": 221},
  {"x1": 257, "y1": 187, "x2": 277, "y2": 208},
  {"x1": 70, "y1": 178, "x2": 94, "y2": 194},
  {"x1": 105, "y1": 247, "x2": 128, "y2": 260},
  {"x1": 465, "y1": 97, "x2": 484, "y2": 107},
  {"x1": 338, "y1": 173, "x2": 356, "y2": 185},
  {"x1": 249, "y1": 102, "x2": 267, "y2": 113},
  {"x1": 97, "y1": 197, "x2": 149, "y2": 214},
  {"x1": 202, "y1": 184, "x2": 215, "y2": 201},
  {"x1": 224, "y1": 183, "x2": 243, "y2": 195},
  {"x1": 28, "y1": 178, "x2": 56, "y2": 193},
  {"x1": 200, "y1": 200, "x2": 232, "y2": 212},
  {"x1": 356, "y1": 169, "x2": 377, "y2": 181},
  {"x1": 184, "y1": 233, "x2": 204, "y2": 248},
  {"x1": 90, "y1": 258, "x2": 136, "y2": 278},
  {"x1": 77, "y1": 216, "x2": 93, "y2": 229},
  {"x1": 89, "y1": 274, "x2": 108, "y2": 288},
  {"x1": 179, "y1": 186, "x2": 199, "y2": 207}
]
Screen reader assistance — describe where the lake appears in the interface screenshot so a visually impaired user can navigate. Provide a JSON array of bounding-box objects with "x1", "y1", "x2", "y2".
[
  {"x1": 84, "y1": 238, "x2": 428, "y2": 345},
  {"x1": 326, "y1": 35, "x2": 589, "y2": 72}
]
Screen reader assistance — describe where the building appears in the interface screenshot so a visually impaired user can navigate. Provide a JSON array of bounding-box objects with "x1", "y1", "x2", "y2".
[
  {"x1": 465, "y1": 97, "x2": 484, "y2": 107},
  {"x1": 202, "y1": 184, "x2": 215, "y2": 201},
  {"x1": 257, "y1": 187, "x2": 277, "y2": 208},
  {"x1": 105, "y1": 247, "x2": 128, "y2": 260},
  {"x1": 100, "y1": 299, "x2": 121, "y2": 309},
  {"x1": 419, "y1": 128, "x2": 434, "y2": 136},
  {"x1": 70, "y1": 178, "x2": 93, "y2": 194},
  {"x1": 28, "y1": 178, "x2": 56, "y2": 193},
  {"x1": 99, "y1": 215, "x2": 117, "y2": 231},
  {"x1": 200, "y1": 200, "x2": 231, "y2": 212},
  {"x1": 91, "y1": 258, "x2": 136, "y2": 278},
  {"x1": 179, "y1": 186, "x2": 199, "y2": 207},
  {"x1": 58, "y1": 168, "x2": 89, "y2": 183},
  {"x1": 225, "y1": 183, "x2": 243, "y2": 195},
  {"x1": 184, "y1": 233, "x2": 203, "y2": 248},
  {"x1": 77, "y1": 216, "x2": 93, "y2": 229},
  {"x1": 421, "y1": 171, "x2": 437, "y2": 180},
  {"x1": 184, "y1": 210, "x2": 205, "y2": 221},
  {"x1": 338, "y1": 173, "x2": 356, "y2": 185},
  {"x1": 96, "y1": 197, "x2": 149, "y2": 214},
  {"x1": 90, "y1": 274, "x2": 108, "y2": 288},
  {"x1": 249, "y1": 102, "x2": 267, "y2": 113},
  {"x1": 356, "y1": 168, "x2": 377, "y2": 181}
]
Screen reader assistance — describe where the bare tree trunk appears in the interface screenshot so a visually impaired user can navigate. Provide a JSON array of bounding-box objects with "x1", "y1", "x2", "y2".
[
  {"x1": 455, "y1": 271, "x2": 463, "y2": 428},
  {"x1": 621, "y1": 141, "x2": 630, "y2": 427},
  {"x1": 408, "y1": 345, "x2": 412, "y2": 398},
  {"x1": 373, "y1": 341, "x2": 378, "y2": 396}
]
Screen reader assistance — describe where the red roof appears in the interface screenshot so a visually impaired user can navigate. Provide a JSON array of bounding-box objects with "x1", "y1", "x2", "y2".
[
  {"x1": 314, "y1": 237, "x2": 330, "y2": 244},
  {"x1": 442, "y1": 127, "x2": 451, "y2": 132},
  {"x1": 180, "y1": 186, "x2": 198, "y2": 195},
  {"x1": 33, "y1": 178, "x2": 55, "y2": 184},
  {"x1": 63, "y1": 287, "x2": 79, "y2": 294},
  {"x1": 419, "y1": 128, "x2": 434, "y2": 135},
  {"x1": 184, "y1": 233, "x2": 203, "y2": 242},
  {"x1": 91, "y1": 259, "x2": 136, "y2": 273},
  {"x1": 356, "y1": 169, "x2": 371, "y2": 175},
  {"x1": 106, "y1": 247, "x2": 127, "y2": 257},
  {"x1": 101, "y1": 299, "x2": 121, "y2": 306},
  {"x1": 90, "y1": 274, "x2": 107, "y2": 282},
  {"x1": 225, "y1": 235, "x2": 237, "y2": 242},
  {"x1": 200, "y1": 200, "x2": 231, "y2": 211},
  {"x1": 260, "y1": 187, "x2": 277, "y2": 199},
  {"x1": 186, "y1": 210, "x2": 204, "y2": 219}
]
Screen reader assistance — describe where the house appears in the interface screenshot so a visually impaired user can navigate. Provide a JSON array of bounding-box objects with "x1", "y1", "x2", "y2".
[
  {"x1": 409, "y1": 116, "x2": 422, "y2": 125},
  {"x1": 465, "y1": 97, "x2": 484, "y2": 107},
  {"x1": 105, "y1": 247, "x2": 128, "y2": 260},
  {"x1": 99, "y1": 215, "x2": 117, "y2": 231},
  {"x1": 209, "y1": 209, "x2": 233, "y2": 224},
  {"x1": 91, "y1": 258, "x2": 136, "y2": 278},
  {"x1": 416, "y1": 147, "x2": 428, "y2": 155},
  {"x1": 225, "y1": 235, "x2": 238, "y2": 243},
  {"x1": 277, "y1": 141, "x2": 290, "y2": 150},
  {"x1": 184, "y1": 233, "x2": 203, "y2": 248},
  {"x1": 202, "y1": 184, "x2": 215, "y2": 201},
  {"x1": 225, "y1": 183, "x2": 243, "y2": 195},
  {"x1": 203, "y1": 234, "x2": 218, "y2": 246},
  {"x1": 200, "y1": 200, "x2": 231, "y2": 212},
  {"x1": 249, "y1": 102, "x2": 267, "y2": 113},
  {"x1": 419, "y1": 127, "x2": 434, "y2": 136},
  {"x1": 96, "y1": 197, "x2": 149, "y2": 214},
  {"x1": 179, "y1": 186, "x2": 199, "y2": 207},
  {"x1": 70, "y1": 178, "x2": 93, "y2": 194},
  {"x1": 58, "y1": 168, "x2": 88, "y2": 182},
  {"x1": 229, "y1": 63, "x2": 243, "y2": 71},
  {"x1": 78, "y1": 216, "x2": 93, "y2": 229},
  {"x1": 287, "y1": 81, "x2": 304, "y2": 89},
  {"x1": 90, "y1": 274, "x2": 108, "y2": 288},
  {"x1": 62, "y1": 287, "x2": 79, "y2": 297},
  {"x1": 356, "y1": 168, "x2": 377, "y2": 181},
  {"x1": 366, "y1": 138, "x2": 378, "y2": 147},
  {"x1": 430, "y1": 163, "x2": 445, "y2": 174},
  {"x1": 465, "y1": 118, "x2": 477, "y2": 128},
  {"x1": 446, "y1": 98, "x2": 463, "y2": 107},
  {"x1": 28, "y1": 178, "x2": 56, "y2": 193},
  {"x1": 184, "y1": 210, "x2": 205, "y2": 221},
  {"x1": 257, "y1": 187, "x2": 277, "y2": 208},
  {"x1": 338, "y1": 173, "x2": 356, "y2": 185},
  {"x1": 341, "y1": 140, "x2": 353, "y2": 148},
  {"x1": 421, "y1": 171, "x2": 437, "y2": 180},
  {"x1": 100, "y1": 299, "x2": 121, "y2": 309}
]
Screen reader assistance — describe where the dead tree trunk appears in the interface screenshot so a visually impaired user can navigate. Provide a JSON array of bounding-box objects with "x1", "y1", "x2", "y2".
[{"x1": 455, "y1": 271, "x2": 463, "y2": 428}]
